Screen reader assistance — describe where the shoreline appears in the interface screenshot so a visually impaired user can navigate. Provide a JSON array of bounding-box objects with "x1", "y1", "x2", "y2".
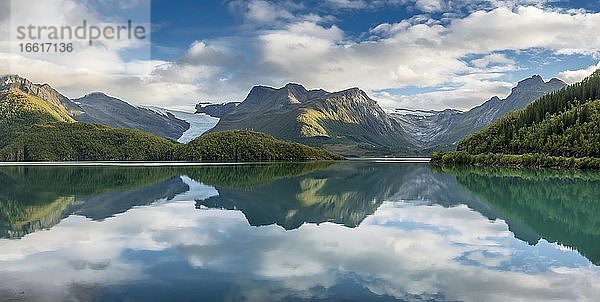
[
  {"x1": 431, "y1": 151, "x2": 600, "y2": 170},
  {"x1": 0, "y1": 158, "x2": 432, "y2": 166}
]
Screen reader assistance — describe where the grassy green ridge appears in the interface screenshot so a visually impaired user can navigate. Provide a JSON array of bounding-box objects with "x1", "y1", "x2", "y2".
[
  {"x1": 0, "y1": 126, "x2": 342, "y2": 162},
  {"x1": 176, "y1": 130, "x2": 344, "y2": 162},
  {"x1": 0, "y1": 88, "x2": 179, "y2": 161},
  {"x1": 0, "y1": 89, "x2": 75, "y2": 148},
  {"x1": 433, "y1": 69, "x2": 600, "y2": 168},
  {"x1": 0, "y1": 122, "x2": 178, "y2": 161}
]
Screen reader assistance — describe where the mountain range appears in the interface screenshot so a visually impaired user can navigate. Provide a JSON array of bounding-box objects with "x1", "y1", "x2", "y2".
[
  {"x1": 1, "y1": 73, "x2": 572, "y2": 158},
  {"x1": 196, "y1": 77, "x2": 566, "y2": 156},
  {"x1": 389, "y1": 75, "x2": 566, "y2": 150},
  {"x1": 0, "y1": 75, "x2": 338, "y2": 162},
  {"x1": 1, "y1": 75, "x2": 190, "y2": 141}
]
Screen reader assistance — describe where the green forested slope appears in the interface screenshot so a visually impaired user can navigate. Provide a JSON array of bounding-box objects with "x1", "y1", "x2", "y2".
[
  {"x1": 176, "y1": 130, "x2": 344, "y2": 162},
  {"x1": 458, "y1": 69, "x2": 600, "y2": 156},
  {"x1": 0, "y1": 124, "x2": 342, "y2": 162},
  {"x1": 0, "y1": 123, "x2": 178, "y2": 161},
  {"x1": 1, "y1": 87, "x2": 177, "y2": 161},
  {"x1": 433, "y1": 70, "x2": 600, "y2": 168},
  {"x1": 0, "y1": 89, "x2": 75, "y2": 148}
]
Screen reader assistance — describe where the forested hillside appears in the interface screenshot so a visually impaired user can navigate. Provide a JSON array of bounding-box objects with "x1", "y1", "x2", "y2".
[
  {"x1": 433, "y1": 69, "x2": 600, "y2": 169},
  {"x1": 176, "y1": 131, "x2": 344, "y2": 162},
  {"x1": 0, "y1": 123, "x2": 178, "y2": 161},
  {"x1": 458, "y1": 69, "x2": 600, "y2": 156},
  {"x1": 0, "y1": 89, "x2": 74, "y2": 148},
  {"x1": 391, "y1": 75, "x2": 565, "y2": 150}
]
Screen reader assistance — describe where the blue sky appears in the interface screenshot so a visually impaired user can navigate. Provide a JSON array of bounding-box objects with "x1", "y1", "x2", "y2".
[{"x1": 3, "y1": 0, "x2": 600, "y2": 111}]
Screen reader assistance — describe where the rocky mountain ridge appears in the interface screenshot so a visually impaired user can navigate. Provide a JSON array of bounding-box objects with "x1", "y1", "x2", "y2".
[
  {"x1": 195, "y1": 102, "x2": 240, "y2": 118},
  {"x1": 390, "y1": 75, "x2": 567, "y2": 150},
  {"x1": 73, "y1": 92, "x2": 190, "y2": 141},
  {"x1": 1, "y1": 75, "x2": 190, "y2": 141},
  {"x1": 1, "y1": 75, "x2": 84, "y2": 116},
  {"x1": 208, "y1": 83, "x2": 413, "y2": 156}
]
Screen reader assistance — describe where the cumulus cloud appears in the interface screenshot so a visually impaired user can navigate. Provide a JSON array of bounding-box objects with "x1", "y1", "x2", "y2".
[
  {"x1": 444, "y1": 6, "x2": 600, "y2": 56},
  {"x1": 0, "y1": 0, "x2": 184, "y2": 107},
  {"x1": 223, "y1": 4, "x2": 600, "y2": 109},
  {"x1": 320, "y1": 0, "x2": 557, "y2": 13},
  {"x1": 415, "y1": 0, "x2": 444, "y2": 12},
  {"x1": 374, "y1": 73, "x2": 514, "y2": 110},
  {"x1": 558, "y1": 61, "x2": 600, "y2": 84},
  {"x1": 179, "y1": 41, "x2": 244, "y2": 67},
  {"x1": 207, "y1": 4, "x2": 600, "y2": 110},
  {"x1": 471, "y1": 53, "x2": 515, "y2": 68},
  {"x1": 228, "y1": 0, "x2": 296, "y2": 26}
]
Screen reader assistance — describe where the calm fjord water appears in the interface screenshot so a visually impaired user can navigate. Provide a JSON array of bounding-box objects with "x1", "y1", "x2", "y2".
[{"x1": 0, "y1": 162, "x2": 598, "y2": 301}]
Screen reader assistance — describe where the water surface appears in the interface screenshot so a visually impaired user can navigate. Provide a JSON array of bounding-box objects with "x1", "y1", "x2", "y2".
[{"x1": 0, "y1": 162, "x2": 598, "y2": 301}]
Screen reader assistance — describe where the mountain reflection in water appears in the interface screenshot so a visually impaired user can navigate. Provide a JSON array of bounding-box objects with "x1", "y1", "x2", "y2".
[{"x1": 0, "y1": 162, "x2": 598, "y2": 301}]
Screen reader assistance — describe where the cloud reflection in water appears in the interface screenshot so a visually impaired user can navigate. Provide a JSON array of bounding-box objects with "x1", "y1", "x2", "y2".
[{"x1": 0, "y1": 176, "x2": 598, "y2": 301}]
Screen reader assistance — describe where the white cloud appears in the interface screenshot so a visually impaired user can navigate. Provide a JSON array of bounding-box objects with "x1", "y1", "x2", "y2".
[
  {"x1": 444, "y1": 6, "x2": 600, "y2": 56},
  {"x1": 238, "y1": 0, "x2": 294, "y2": 24},
  {"x1": 420, "y1": 0, "x2": 557, "y2": 13},
  {"x1": 471, "y1": 53, "x2": 515, "y2": 68},
  {"x1": 227, "y1": 0, "x2": 327, "y2": 28},
  {"x1": 558, "y1": 61, "x2": 600, "y2": 84},
  {"x1": 323, "y1": 0, "x2": 557, "y2": 13},
  {"x1": 415, "y1": 0, "x2": 444, "y2": 12},
  {"x1": 324, "y1": 0, "x2": 369, "y2": 9},
  {"x1": 179, "y1": 40, "x2": 243, "y2": 67},
  {"x1": 0, "y1": 0, "x2": 230, "y2": 110},
  {"x1": 374, "y1": 73, "x2": 514, "y2": 110}
]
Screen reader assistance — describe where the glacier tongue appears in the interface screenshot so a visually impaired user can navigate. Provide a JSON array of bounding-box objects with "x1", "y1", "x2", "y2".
[
  {"x1": 174, "y1": 112, "x2": 219, "y2": 143},
  {"x1": 141, "y1": 106, "x2": 219, "y2": 143}
]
